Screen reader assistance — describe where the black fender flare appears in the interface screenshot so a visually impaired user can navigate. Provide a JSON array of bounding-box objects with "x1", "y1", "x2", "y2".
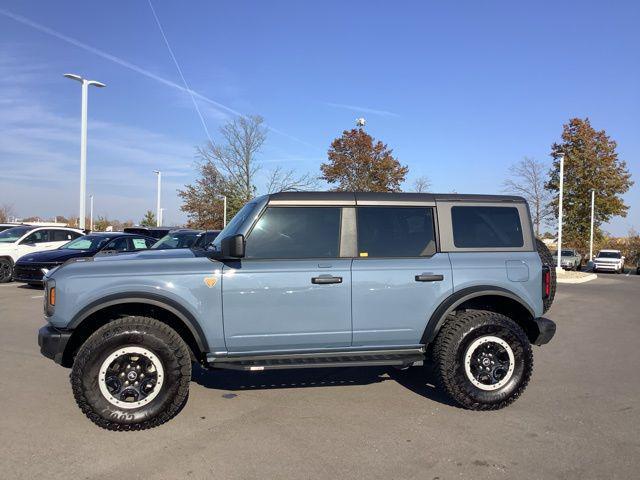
[
  {"x1": 69, "y1": 292, "x2": 210, "y2": 353},
  {"x1": 421, "y1": 286, "x2": 535, "y2": 343}
]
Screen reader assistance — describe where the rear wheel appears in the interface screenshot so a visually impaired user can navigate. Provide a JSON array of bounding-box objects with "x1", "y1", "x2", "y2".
[
  {"x1": 71, "y1": 316, "x2": 192, "y2": 430},
  {"x1": 535, "y1": 238, "x2": 556, "y2": 313},
  {"x1": 0, "y1": 258, "x2": 12, "y2": 283},
  {"x1": 432, "y1": 310, "x2": 533, "y2": 410}
]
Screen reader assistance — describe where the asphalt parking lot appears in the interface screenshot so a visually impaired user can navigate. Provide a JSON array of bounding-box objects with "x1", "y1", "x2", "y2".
[{"x1": 1, "y1": 274, "x2": 639, "y2": 480}]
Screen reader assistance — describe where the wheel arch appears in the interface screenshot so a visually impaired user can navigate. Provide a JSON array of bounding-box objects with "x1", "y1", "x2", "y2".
[
  {"x1": 61, "y1": 293, "x2": 209, "y2": 367},
  {"x1": 422, "y1": 286, "x2": 538, "y2": 345}
]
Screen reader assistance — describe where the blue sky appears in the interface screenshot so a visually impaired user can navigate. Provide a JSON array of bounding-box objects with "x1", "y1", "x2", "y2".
[{"x1": 0, "y1": 0, "x2": 638, "y2": 234}]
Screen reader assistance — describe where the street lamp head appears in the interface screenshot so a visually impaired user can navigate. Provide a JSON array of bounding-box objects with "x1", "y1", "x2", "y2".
[
  {"x1": 88, "y1": 80, "x2": 106, "y2": 88},
  {"x1": 153, "y1": 170, "x2": 161, "y2": 174},
  {"x1": 64, "y1": 73, "x2": 83, "y2": 82}
]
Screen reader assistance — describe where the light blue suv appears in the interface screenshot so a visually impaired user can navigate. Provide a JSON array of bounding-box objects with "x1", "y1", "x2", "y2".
[{"x1": 38, "y1": 192, "x2": 556, "y2": 430}]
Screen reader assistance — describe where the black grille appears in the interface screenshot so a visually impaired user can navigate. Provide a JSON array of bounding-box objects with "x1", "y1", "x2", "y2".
[{"x1": 13, "y1": 263, "x2": 55, "y2": 282}]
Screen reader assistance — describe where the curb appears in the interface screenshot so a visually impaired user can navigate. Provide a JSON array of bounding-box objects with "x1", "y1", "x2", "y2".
[{"x1": 557, "y1": 273, "x2": 597, "y2": 284}]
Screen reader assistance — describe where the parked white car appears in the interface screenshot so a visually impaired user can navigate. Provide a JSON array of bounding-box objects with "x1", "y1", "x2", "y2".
[
  {"x1": 0, "y1": 225, "x2": 83, "y2": 282},
  {"x1": 593, "y1": 249, "x2": 625, "y2": 274}
]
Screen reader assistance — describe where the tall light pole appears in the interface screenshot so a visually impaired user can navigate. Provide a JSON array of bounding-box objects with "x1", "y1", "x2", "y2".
[
  {"x1": 222, "y1": 195, "x2": 227, "y2": 228},
  {"x1": 153, "y1": 170, "x2": 162, "y2": 227},
  {"x1": 89, "y1": 194, "x2": 94, "y2": 231},
  {"x1": 556, "y1": 153, "x2": 565, "y2": 272},
  {"x1": 589, "y1": 189, "x2": 595, "y2": 261},
  {"x1": 64, "y1": 74, "x2": 106, "y2": 230}
]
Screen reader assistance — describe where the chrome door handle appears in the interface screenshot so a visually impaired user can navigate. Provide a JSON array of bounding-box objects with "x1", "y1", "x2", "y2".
[
  {"x1": 311, "y1": 275, "x2": 343, "y2": 285},
  {"x1": 415, "y1": 274, "x2": 444, "y2": 282}
]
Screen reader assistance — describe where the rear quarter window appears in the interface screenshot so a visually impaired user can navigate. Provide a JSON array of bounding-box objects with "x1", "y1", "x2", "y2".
[{"x1": 451, "y1": 206, "x2": 523, "y2": 248}]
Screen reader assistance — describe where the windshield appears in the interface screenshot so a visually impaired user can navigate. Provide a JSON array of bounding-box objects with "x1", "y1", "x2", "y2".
[
  {"x1": 561, "y1": 250, "x2": 574, "y2": 256},
  {"x1": 0, "y1": 226, "x2": 34, "y2": 243},
  {"x1": 597, "y1": 251, "x2": 621, "y2": 259},
  {"x1": 63, "y1": 235, "x2": 111, "y2": 251},
  {"x1": 212, "y1": 201, "x2": 258, "y2": 249},
  {"x1": 152, "y1": 231, "x2": 200, "y2": 249}
]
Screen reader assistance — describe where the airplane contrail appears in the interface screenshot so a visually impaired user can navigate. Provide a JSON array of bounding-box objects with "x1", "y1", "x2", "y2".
[{"x1": 0, "y1": 7, "x2": 320, "y2": 150}]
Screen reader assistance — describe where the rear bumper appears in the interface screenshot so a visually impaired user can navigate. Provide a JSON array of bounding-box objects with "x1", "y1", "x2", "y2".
[
  {"x1": 38, "y1": 325, "x2": 72, "y2": 365},
  {"x1": 530, "y1": 317, "x2": 556, "y2": 346}
]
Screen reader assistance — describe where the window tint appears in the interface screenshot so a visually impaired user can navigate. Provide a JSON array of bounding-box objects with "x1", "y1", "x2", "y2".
[
  {"x1": 246, "y1": 207, "x2": 341, "y2": 259},
  {"x1": 357, "y1": 207, "x2": 436, "y2": 257},
  {"x1": 451, "y1": 206, "x2": 523, "y2": 248},
  {"x1": 103, "y1": 237, "x2": 131, "y2": 252},
  {"x1": 22, "y1": 230, "x2": 50, "y2": 244},
  {"x1": 51, "y1": 230, "x2": 74, "y2": 242}
]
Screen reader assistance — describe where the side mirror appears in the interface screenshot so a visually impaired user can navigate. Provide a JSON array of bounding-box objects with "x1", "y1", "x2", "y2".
[{"x1": 221, "y1": 234, "x2": 245, "y2": 258}]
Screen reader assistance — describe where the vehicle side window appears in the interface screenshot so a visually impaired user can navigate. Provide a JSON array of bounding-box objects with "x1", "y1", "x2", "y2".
[
  {"x1": 451, "y1": 206, "x2": 523, "y2": 248},
  {"x1": 356, "y1": 207, "x2": 436, "y2": 257},
  {"x1": 246, "y1": 207, "x2": 341, "y2": 259},
  {"x1": 131, "y1": 238, "x2": 151, "y2": 250},
  {"x1": 144, "y1": 238, "x2": 156, "y2": 248},
  {"x1": 104, "y1": 237, "x2": 131, "y2": 252},
  {"x1": 21, "y1": 230, "x2": 49, "y2": 244},
  {"x1": 52, "y1": 230, "x2": 75, "y2": 242}
]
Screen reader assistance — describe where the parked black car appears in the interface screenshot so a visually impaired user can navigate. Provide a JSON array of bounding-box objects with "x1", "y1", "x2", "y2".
[
  {"x1": 151, "y1": 229, "x2": 221, "y2": 250},
  {"x1": 13, "y1": 232, "x2": 156, "y2": 286}
]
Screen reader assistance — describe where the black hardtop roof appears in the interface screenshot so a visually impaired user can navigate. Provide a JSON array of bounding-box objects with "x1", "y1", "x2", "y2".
[{"x1": 267, "y1": 191, "x2": 526, "y2": 203}]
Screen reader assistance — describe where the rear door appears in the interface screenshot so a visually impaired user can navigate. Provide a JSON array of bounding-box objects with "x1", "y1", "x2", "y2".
[
  {"x1": 438, "y1": 202, "x2": 544, "y2": 318},
  {"x1": 351, "y1": 206, "x2": 453, "y2": 347},
  {"x1": 49, "y1": 229, "x2": 78, "y2": 249},
  {"x1": 222, "y1": 206, "x2": 352, "y2": 352}
]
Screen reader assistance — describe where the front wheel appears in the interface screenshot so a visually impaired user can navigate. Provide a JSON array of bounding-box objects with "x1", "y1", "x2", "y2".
[
  {"x1": 432, "y1": 310, "x2": 533, "y2": 410},
  {"x1": 0, "y1": 258, "x2": 12, "y2": 283},
  {"x1": 71, "y1": 316, "x2": 192, "y2": 430}
]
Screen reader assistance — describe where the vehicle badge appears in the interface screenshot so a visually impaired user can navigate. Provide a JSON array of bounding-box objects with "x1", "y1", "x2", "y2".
[{"x1": 204, "y1": 276, "x2": 218, "y2": 288}]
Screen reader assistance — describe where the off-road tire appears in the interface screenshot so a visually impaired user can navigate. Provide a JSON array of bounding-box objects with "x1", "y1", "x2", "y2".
[
  {"x1": 0, "y1": 258, "x2": 13, "y2": 283},
  {"x1": 432, "y1": 310, "x2": 533, "y2": 410},
  {"x1": 535, "y1": 238, "x2": 556, "y2": 313},
  {"x1": 71, "y1": 316, "x2": 191, "y2": 431}
]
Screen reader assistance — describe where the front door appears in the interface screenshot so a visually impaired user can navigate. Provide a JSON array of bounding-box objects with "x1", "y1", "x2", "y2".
[
  {"x1": 351, "y1": 206, "x2": 453, "y2": 346},
  {"x1": 222, "y1": 206, "x2": 351, "y2": 352}
]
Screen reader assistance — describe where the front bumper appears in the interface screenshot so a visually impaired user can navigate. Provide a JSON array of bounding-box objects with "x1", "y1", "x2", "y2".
[
  {"x1": 593, "y1": 263, "x2": 620, "y2": 271},
  {"x1": 530, "y1": 317, "x2": 556, "y2": 346},
  {"x1": 38, "y1": 325, "x2": 72, "y2": 365}
]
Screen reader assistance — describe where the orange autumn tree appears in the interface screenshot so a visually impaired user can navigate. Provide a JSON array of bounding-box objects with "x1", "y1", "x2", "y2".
[{"x1": 320, "y1": 128, "x2": 408, "y2": 192}]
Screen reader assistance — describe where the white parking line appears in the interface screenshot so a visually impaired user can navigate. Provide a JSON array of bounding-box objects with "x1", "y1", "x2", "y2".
[{"x1": 31, "y1": 295, "x2": 42, "y2": 299}]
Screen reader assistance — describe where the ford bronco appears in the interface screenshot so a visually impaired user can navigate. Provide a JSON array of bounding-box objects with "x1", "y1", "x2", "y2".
[{"x1": 38, "y1": 192, "x2": 556, "y2": 430}]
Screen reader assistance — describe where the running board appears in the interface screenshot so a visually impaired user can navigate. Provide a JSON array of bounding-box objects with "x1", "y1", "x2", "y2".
[{"x1": 207, "y1": 348, "x2": 425, "y2": 371}]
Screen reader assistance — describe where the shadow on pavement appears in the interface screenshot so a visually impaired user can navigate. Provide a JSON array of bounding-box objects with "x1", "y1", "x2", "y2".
[{"x1": 191, "y1": 363, "x2": 457, "y2": 407}]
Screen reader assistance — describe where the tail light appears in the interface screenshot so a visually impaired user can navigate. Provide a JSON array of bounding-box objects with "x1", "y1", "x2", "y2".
[{"x1": 542, "y1": 266, "x2": 551, "y2": 299}]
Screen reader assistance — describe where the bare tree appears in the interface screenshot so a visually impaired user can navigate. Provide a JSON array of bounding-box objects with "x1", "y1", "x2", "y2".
[
  {"x1": 266, "y1": 166, "x2": 319, "y2": 193},
  {"x1": 0, "y1": 204, "x2": 15, "y2": 223},
  {"x1": 503, "y1": 156, "x2": 553, "y2": 236},
  {"x1": 196, "y1": 115, "x2": 267, "y2": 202},
  {"x1": 413, "y1": 176, "x2": 431, "y2": 193}
]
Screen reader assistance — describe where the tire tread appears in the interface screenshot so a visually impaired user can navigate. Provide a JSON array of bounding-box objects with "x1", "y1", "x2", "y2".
[{"x1": 70, "y1": 316, "x2": 191, "y2": 431}]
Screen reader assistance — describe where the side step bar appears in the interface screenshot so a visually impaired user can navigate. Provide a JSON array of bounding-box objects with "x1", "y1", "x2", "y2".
[{"x1": 207, "y1": 348, "x2": 425, "y2": 371}]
